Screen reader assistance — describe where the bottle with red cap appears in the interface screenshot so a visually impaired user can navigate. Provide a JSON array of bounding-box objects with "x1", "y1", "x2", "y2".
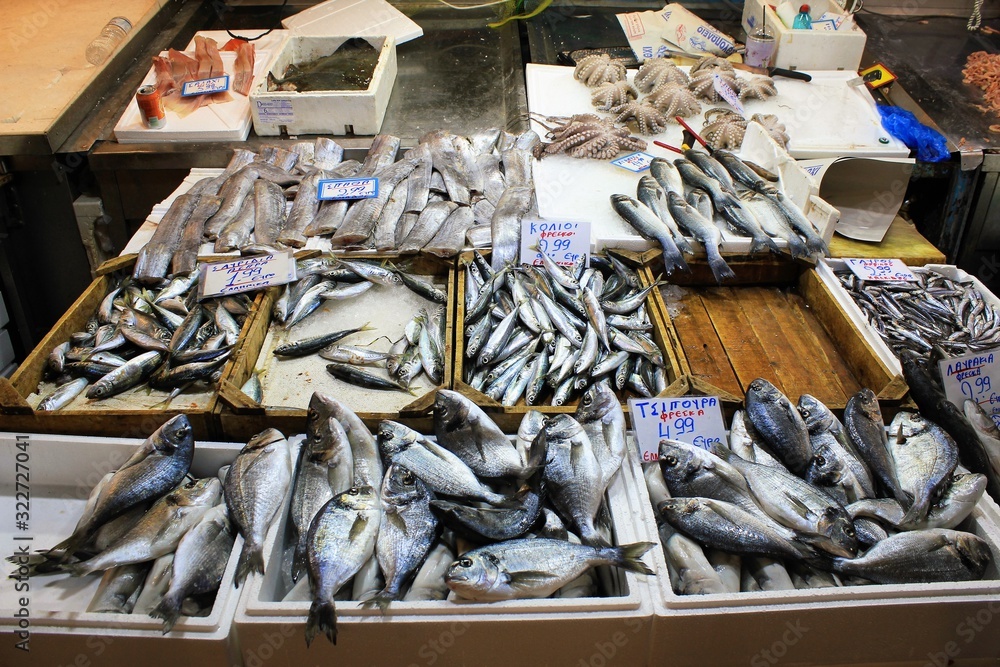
[{"x1": 793, "y1": 5, "x2": 813, "y2": 29}]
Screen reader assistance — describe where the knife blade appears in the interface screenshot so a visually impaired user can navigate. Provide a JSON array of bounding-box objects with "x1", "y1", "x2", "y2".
[{"x1": 656, "y1": 44, "x2": 812, "y2": 82}]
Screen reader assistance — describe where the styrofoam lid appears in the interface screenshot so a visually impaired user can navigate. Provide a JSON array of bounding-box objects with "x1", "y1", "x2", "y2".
[{"x1": 281, "y1": 0, "x2": 423, "y2": 44}]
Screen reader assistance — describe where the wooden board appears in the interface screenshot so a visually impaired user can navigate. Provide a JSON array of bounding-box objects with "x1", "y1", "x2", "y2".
[
  {"x1": 653, "y1": 265, "x2": 907, "y2": 410},
  {"x1": 217, "y1": 253, "x2": 454, "y2": 441},
  {"x1": 830, "y1": 216, "x2": 946, "y2": 266}
]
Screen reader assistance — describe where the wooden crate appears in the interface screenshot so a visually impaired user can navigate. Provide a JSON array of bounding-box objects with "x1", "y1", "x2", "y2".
[
  {"x1": 217, "y1": 252, "x2": 454, "y2": 441},
  {"x1": 453, "y1": 249, "x2": 688, "y2": 432},
  {"x1": 0, "y1": 255, "x2": 262, "y2": 439},
  {"x1": 646, "y1": 255, "x2": 908, "y2": 411}
]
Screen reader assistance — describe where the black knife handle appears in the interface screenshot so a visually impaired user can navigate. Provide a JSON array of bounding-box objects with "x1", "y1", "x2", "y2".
[{"x1": 769, "y1": 67, "x2": 812, "y2": 82}]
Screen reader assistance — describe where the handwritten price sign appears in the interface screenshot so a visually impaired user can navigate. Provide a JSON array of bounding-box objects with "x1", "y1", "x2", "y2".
[
  {"x1": 519, "y1": 219, "x2": 590, "y2": 268},
  {"x1": 182, "y1": 75, "x2": 230, "y2": 97},
  {"x1": 713, "y1": 72, "x2": 745, "y2": 116},
  {"x1": 611, "y1": 152, "x2": 656, "y2": 173},
  {"x1": 939, "y1": 348, "x2": 1000, "y2": 430},
  {"x1": 845, "y1": 258, "x2": 917, "y2": 283},
  {"x1": 198, "y1": 251, "x2": 297, "y2": 299},
  {"x1": 628, "y1": 396, "x2": 727, "y2": 462},
  {"x1": 317, "y1": 177, "x2": 379, "y2": 201}
]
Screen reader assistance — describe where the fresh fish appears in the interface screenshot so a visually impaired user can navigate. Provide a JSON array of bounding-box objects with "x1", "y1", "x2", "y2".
[
  {"x1": 706, "y1": 549, "x2": 742, "y2": 593},
  {"x1": 398, "y1": 201, "x2": 458, "y2": 253},
  {"x1": 392, "y1": 267, "x2": 448, "y2": 304},
  {"x1": 540, "y1": 415, "x2": 606, "y2": 546},
  {"x1": 685, "y1": 149, "x2": 736, "y2": 191},
  {"x1": 575, "y1": 380, "x2": 626, "y2": 489},
  {"x1": 214, "y1": 193, "x2": 256, "y2": 253},
  {"x1": 278, "y1": 171, "x2": 320, "y2": 248},
  {"x1": 434, "y1": 389, "x2": 525, "y2": 479},
  {"x1": 745, "y1": 378, "x2": 813, "y2": 476},
  {"x1": 285, "y1": 280, "x2": 335, "y2": 328},
  {"x1": 888, "y1": 412, "x2": 959, "y2": 526},
  {"x1": 273, "y1": 323, "x2": 373, "y2": 358},
  {"x1": 610, "y1": 194, "x2": 688, "y2": 275},
  {"x1": 367, "y1": 465, "x2": 439, "y2": 607},
  {"x1": 85, "y1": 351, "x2": 163, "y2": 400},
  {"x1": 445, "y1": 538, "x2": 654, "y2": 601},
  {"x1": 289, "y1": 451, "x2": 337, "y2": 583},
  {"x1": 131, "y1": 554, "x2": 174, "y2": 615},
  {"x1": 67, "y1": 478, "x2": 221, "y2": 576},
  {"x1": 403, "y1": 541, "x2": 454, "y2": 601},
  {"x1": 964, "y1": 399, "x2": 1000, "y2": 485},
  {"x1": 658, "y1": 497, "x2": 811, "y2": 561},
  {"x1": 649, "y1": 157, "x2": 685, "y2": 194},
  {"x1": 675, "y1": 158, "x2": 739, "y2": 211},
  {"x1": 240, "y1": 371, "x2": 263, "y2": 403},
  {"x1": 714, "y1": 150, "x2": 778, "y2": 194},
  {"x1": 745, "y1": 556, "x2": 795, "y2": 591},
  {"x1": 717, "y1": 198, "x2": 780, "y2": 255},
  {"x1": 766, "y1": 191, "x2": 828, "y2": 258},
  {"x1": 378, "y1": 421, "x2": 508, "y2": 505},
  {"x1": 738, "y1": 191, "x2": 810, "y2": 260},
  {"x1": 715, "y1": 445, "x2": 858, "y2": 558},
  {"x1": 327, "y1": 363, "x2": 415, "y2": 393},
  {"x1": 666, "y1": 533, "x2": 728, "y2": 595},
  {"x1": 844, "y1": 388, "x2": 909, "y2": 504},
  {"x1": 491, "y1": 186, "x2": 534, "y2": 271},
  {"x1": 658, "y1": 439, "x2": 759, "y2": 513},
  {"x1": 666, "y1": 192, "x2": 735, "y2": 284},
  {"x1": 150, "y1": 504, "x2": 234, "y2": 633},
  {"x1": 225, "y1": 429, "x2": 293, "y2": 584},
  {"x1": 305, "y1": 486, "x2": 380, "y2": 645},
  {"x1": 37, "y1": 377, "x2": 89, "y2": 411},
  {"x1": 850, "y1": 473, "x2": 986, "y2": 531},
  {"x1": 87, "y1": 562, "x2": 150, "y2": 614},
  {"x1": 424, "y1": 204, "x2": 475, "y2": 258},
  {"x1": 831, "y1": 529, "x2": 991, "y2": 584},
  {"x1": 431, "y1": 478, "x2": 542, "y2": 542}
]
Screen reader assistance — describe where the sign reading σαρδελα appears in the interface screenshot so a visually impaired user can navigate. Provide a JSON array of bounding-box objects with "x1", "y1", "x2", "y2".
[{"x1": 198, "y1": 250, "x2": 297, "y2": 299}]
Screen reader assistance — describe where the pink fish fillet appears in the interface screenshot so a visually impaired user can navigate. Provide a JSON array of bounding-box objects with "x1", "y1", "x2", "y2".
[{"x1": 232, "y1": 41, "x2": 255, "y2": 96}]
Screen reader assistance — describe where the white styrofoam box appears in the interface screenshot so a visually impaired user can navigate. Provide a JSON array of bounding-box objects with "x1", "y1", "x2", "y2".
[
  {"x1": 0, "y1": 289, "x2": 8, "y2": 329},
  {"x1": 0, "y1": 330, "x2": 13, "y2": 370},
  {"x1": 234, "y1": 437, "x2": 657, "y2": 667},
  {"x1": 0, "y1": 432, "x2": 246, "y2": 667},
  {"x1": 743, "y1": 0, "x2": 867, "y2": 72},
  {"x1": 114, "y1": 30, "x2": 282, "y2": 144},
  {"x1": 281, "y1": 0, "x2": 423, "y2": 44},
  {"x1": 251, "y1": 35, "x2": 397, "y2": 137},
  {"x1": 637, "y1": 453, "x2": 1000, "y2": 666}
]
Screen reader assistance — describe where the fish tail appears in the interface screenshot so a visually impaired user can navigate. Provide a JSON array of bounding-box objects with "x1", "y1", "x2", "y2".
[
  {"x1": 660, "y1": 242, "x2": 689, "y2": 275},
  {"x1": 63, "y1": 561, "x2": 93, "y2": 577},
  {"x1": 606, "y1": 541, "x2": 656, "y2": 575},
  {"x1": 359, "y1": 321, "x2": 375, "y2": 332},
  {"x1": 899, "y1": 496, "x2": 930, "y2": 528},
  {"x1": 706, "y1": 247, "x2": 736, "y2": 284},
  {"x1": 359, "y1": 590, "x2": 395, "y2": 613},
  {"x1": 305, "y1": 599, "x2": 338, "y2": 646},
  {"x1": 149, "y1": 593, "x2": 183, "y2": 634},
  {"x1": 675, "y1": 236, "x2": 695, "y2": 255},
  {"x1": 235, "y1": 541, "x2": 264, "y2": 586},
  {"x1": 785, "y1": 234, "x2": 810, "y2": 260}
]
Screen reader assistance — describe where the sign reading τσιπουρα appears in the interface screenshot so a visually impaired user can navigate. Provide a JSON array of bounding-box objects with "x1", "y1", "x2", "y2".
[
  {"x1": 939, "y1": 348, "x2": 1000, "y2": 430},
  {"x1": 182, "y1": 75, "x2": 230, "y2": 97},
  {"x1": 845, "y1": 258, "x2": 917, "y2": 282},
  {"x1": 198, "y1": 251, "x2": 297, "y2": 299},
  {"x1": 628, "y1": 395, "x2": 727, "y2": 462},
  {"x1": 317, "y1": 177, "x2": 379, "y2": 201},
  {"x1": 519, "y1": 219, "x2": 590, "y2": 267}
]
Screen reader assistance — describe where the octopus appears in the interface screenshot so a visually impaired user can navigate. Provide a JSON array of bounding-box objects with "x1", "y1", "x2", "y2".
[
  {"x1": 752, "y1": 113, "x2": 790, "y2": 148},
  {"x1": 573, "y1": 53, "x2": 628, "y2": 87},
  {"x1": 690, "y1": 56, "x2": 735, "y2": 76},
  {"x1": 591, "y1": 80, "x2": 638, "y2": 111},
  {"x1": 532, "y1": 114, "x2": 647, "y2": 159},
  {"x1": 646, "y1": 83, "x2": 702, "y2": 119},
  {"x1": 700, "y1": 108, "x2": 748, "y2": 150},
  {"x1": 689, "y1": 67, "x2": 741, "y2": 104},
  {"x1": 634, "y1": 58, "x2": 689, "y2": 93},
  {"x1": 610, "y1": 100, "x2": 671, "y2": 135},
  {"x1": 738, "y1": 75, "x2": 778, "y2": 101}
]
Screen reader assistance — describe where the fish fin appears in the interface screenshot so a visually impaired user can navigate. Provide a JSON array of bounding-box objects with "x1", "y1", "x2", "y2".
[
  {"x1": 235, "y1": 541, "x2": 264, "y2": 586},
  {"x1": 305, "y1": 599, "x2": 338, "y2": 646},
  {"x1": 149, "y1": 593, "x2": 183, "y2": 634},
  {"x1": 348, "y1": 514, "x2": 370, "y2": 542},
  {"x1": 706, "y1": 249, "x2": 736, "y2": 284},
  {"x1": 898, "y1": 497, "x2": 930, "y2": 529},
  {"x1": 359, "y1": 321, "x2": 375, "y2": 332},
  {"x1": 359, "y1": 591, "x2": 395, "y2": 613},
  {"x1": 607, "y1": 541, "x2": 656, "y2": 575},
  {"x1": 508, "y1": 570, "x2": 555, "y2": 593},
  {"x1": 63, "y1": 561, "x2": 92, "y2": 577},
  {"x1": 786, "y1": 493, "x2": 814, "y2": 520}
]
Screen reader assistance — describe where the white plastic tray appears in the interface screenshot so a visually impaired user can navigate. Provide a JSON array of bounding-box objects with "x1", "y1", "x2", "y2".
[
  {"x1": 0, "y1": 432, "x2": 246, "y2": 667},
  {"x1": 113, "y1": 31, "x2": 283, "y2": 144},
  {"x1": 234, "y1": 434, "x2": 656, "y2": 667}
]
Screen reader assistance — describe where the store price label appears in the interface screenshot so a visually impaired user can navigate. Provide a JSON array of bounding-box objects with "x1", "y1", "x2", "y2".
[
  {"x1": 939, "y1": 348, "x2": 1000, "y2": 430},
  {"x1": 520, "y1": 219, "x2": 590, "y2": 267},
  {"x1": 182, "y1": 75, "x2": 230, "y2": 97},
  {"x1": 611, "y1": 152, "x2": 656, "y2": 172},
  {"x1": 628, "y1": 396, "x2": 727, "y2": 462},
  {"x1": 713, "y1": 72, "x2": 745, "y2": 116},
  {"x1": 317, "y1": 177, "x2": 379, "y2": 201},
  {"x1": 198, "y1": 251, "x2": 297, "y2": 299},
  {"x1": 845, "y1": 258, "x2": 917, "y2": 282}
]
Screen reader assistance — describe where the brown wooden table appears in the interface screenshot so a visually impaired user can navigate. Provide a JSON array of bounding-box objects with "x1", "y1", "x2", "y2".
[{"x1": 830, "y1": 215, "x2": 947, "y2": 266}]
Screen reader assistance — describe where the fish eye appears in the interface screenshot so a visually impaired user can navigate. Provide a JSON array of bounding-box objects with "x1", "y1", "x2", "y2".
[
  {"x1": 402, "y1": 472, "x2": 415, "y2": 485},
  {"x1": 814, "y1": 455, "x2": 826, "y2": 467},
  {"x1": 663, "y1": 455, "x2": 678, "y2": 467},
  {"x1": 582, "y1": 394, "x2": 592, "y2": 406},
  {"x1": 458, "y1": 558, "x2": 473, "y2": 568},
  {"x1": 845, "y1": 526, "x2": 856, "y2": 538},
  {"x1": 307, "y1": 408, "x2": 318, "y2": 419},
  {"x1": 800, "y1": 408, "x2": 810, "y2": 418},
  {"x1": 347, "y1": 487, "x2": 360, "y2": 496},
  {"x1": 176, "y1": 426, "x2": 190, "y2": 438}
]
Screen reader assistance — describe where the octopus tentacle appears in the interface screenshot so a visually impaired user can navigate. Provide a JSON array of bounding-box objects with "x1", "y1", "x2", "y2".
[
  {"x1": 635, "y1": 59, "x2": 689, "y2": 92},
  {"x1": 591, "y1": 81, "x2": 638, "y2": 111},
  {"x1": 739, "y1": 75, "x2": 778, "y2": 101},
  {"x1": 574, "y1": 53, "x2": 628, "y2": 87},
  {"x1": 646, "y1": 83, "x2": 702, "y2": 119},
  {"x1": 610, "y1": 100, "x2": 671, "y2": 135}
]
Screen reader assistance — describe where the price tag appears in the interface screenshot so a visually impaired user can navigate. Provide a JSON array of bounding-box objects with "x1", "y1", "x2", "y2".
[
  {"x1": 611, "y1": 152, "x2": 655, "y2": 172},
  {"x1": 939, "y1": 349, "x2": 1000, "y2": 430},
  {"x1": 519, "y1": 219, "x2": 590, "y2": 267},
  {"x1": 317, "y1": 177, "x2": 379, "y2": 201},
  {"x1": 628, "y1": 396, "x2": 727, "y2": 462},
  {"x1": 845, "y1": 258, "x2": 917, "y2": 282},
  {"x1": 713, "y1": 72, "x2": 745, "y2": 116},
  {"x1": 182, "y1": 75, "x2": 230, "y2": 97},
  {"x1": 198, "y1": 251, "x2": 297, "y2": 299}
]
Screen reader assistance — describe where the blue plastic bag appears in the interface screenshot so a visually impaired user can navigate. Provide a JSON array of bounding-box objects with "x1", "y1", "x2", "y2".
[{"x1": 876, "y1": 105, "x2": 950, "y2": 162}]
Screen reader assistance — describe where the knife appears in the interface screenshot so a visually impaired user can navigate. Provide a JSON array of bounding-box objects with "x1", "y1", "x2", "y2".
[{"x1": 657, "y1": 44, "x2": 813, "y2": 82}]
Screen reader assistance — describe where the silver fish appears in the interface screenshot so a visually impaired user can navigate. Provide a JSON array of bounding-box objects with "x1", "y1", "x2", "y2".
[
  {"x1": 831, "y1": 529, "x2": 991, "y2": 584},
  {"x1": 87, "y1": 562, "x2": 150, "y2": 614},
  {"x1": 434, "y1": 389, "x2": 525, "y2": 479},
  {"x1": 610, "y1": 194, "x2": 688, "y2": 276},
  {"x1": 541, "y1": 415, "x2": 606, "y2": 545},
  {"x1": 666, "y1": 533, "x2": 728, "y2": 595},
  {"x1": 37, "y1": 377, "x2": 88, "y2": 411},
  {"x1": 745, "y1": 378, "x2": 813, "y2": 476},
  {"x1": 658, "y1": 439, "x2": 758, "y2": 513},
  {"x1": 845, "y1": 388, "x2": 909, "y2": 505},
  {"x1": 888, "y1": 412, "x2": 959, "y2": 526}
]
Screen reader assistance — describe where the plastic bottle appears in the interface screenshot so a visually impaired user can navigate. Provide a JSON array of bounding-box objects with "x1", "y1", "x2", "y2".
[
  {"x1": 775, "y1": 2, "x2": 799, "y2": 29},
  {"x1": 86, "y1": 17, "x2": 133, "y2": 66},
  {"x1": 793, "y1": 5, "x2": 813, "y2": 29}
]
